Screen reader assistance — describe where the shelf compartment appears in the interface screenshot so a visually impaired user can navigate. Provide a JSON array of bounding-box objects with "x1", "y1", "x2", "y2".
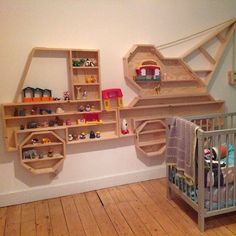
[
  {"x1": 19, "y1": 131, "x2": 66, "y2": 174},
  {"x1": 135, "y1": 119, "x2": 167, "y2": 158}
]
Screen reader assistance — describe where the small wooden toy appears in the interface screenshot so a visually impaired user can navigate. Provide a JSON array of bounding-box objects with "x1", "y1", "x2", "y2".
[
  {"x1": 85, "y1": 75, "x2": 97, "y2": 83},
  {"x1": 42, "y1": 89, "x2": 52, "y2": 101},
  {"x1": 82, "y1": 90, "x2": 87, "y2": 100},
  {"x1": 89, "y1": 131, "x2": 96, "y2": 139},
  {"x1": 102, "y1": 88, "x2": 123, "y2": 110},
  {"x1": 39, "y1": 153, "x2": 44, "y2": 159},
  {"x1": 48, "y1": 120, "x2": 55, "y2": 127},
  {"x1": 72, "y1": 134, "x2": 78, "y2": 140},
  {"x1": 154, "y1": 84, "x2": 161, "y2": 94},
  {"x1": 20, "y1": 125, "x2": 25, "y2": 130},
  {"x1": 63, "y1": 91, "x2": 70, "y2": 100},
  {"x1": 33, "y1": 88, "x2": 44, "y2": 102},
  {"x1": 95, "y1": 131, "x2": 101, "y2": 138},
  {"x1": 79, "y1": 132, "x2": 86, "y2": 139},
  {"x1": 73, "y1": 58, "x2": 85, "y2": 67},
  {"x1": 55, "y1": 116, "x2": 64, "y2": 126},
  {"x1": 42, "y1": 137, "x2": 51, "y2": 144},
  {"x1": 84, "y1": 58, "x2": 96, "y2": 67},
  {"x1": 135, "y1": 60, "x2": 161, "y2": 81},
  {"x1": 14, "y1": 108, "x2": 26, "y2": 116},
  {"x1": 31, "y1": 138, "x2": 39, "y2": 144},
  {"x1": 27, "y1": 121, "x2": 38, "y2": 129},
  {"x1": 40, "y1": 108, "x2": 52, "y2": 115},
  {"x1": 56, "y1": 107, "x2": 64, "y2": 114},
  {"x1": 85, "y1": 104, "x2": 91, "y2": 112},
  {"x1": 84, "y1": 113, "x2": 102, "y2": 124},
  {"x1": 121, "y1": 118, "x2": 129, "y2": 135},
  {"x1": 23, "y1": 87, "x2": 34, "y2": 102},
  {"x1": 23, "y1": 149, "x2": 37, "y2": 159},
  {"x1": 68, "y1": 134, "x2": 73, "y2": 141},
  {"x1": 79, "y1": 105, "x2": 85, "y2": 112},
  {"x1": 48, "y1": 149, "x2": 53, "y2": 157}
]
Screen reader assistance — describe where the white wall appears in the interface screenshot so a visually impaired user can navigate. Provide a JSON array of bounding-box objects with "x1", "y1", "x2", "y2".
[{"x1": 0, "y1": 0, "x2": 236, "y2": 206}]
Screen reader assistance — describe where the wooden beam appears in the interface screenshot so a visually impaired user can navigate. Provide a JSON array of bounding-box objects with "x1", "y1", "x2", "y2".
[
  {"x1": 181, "y1": 19, "x2": 236, "y2": 59},
  {"x1": 199, "y1": 47, "x2": 216, "y2": 64},
  {"x1": 216, "y1": 33, "x2": 226, "y2": 43}
]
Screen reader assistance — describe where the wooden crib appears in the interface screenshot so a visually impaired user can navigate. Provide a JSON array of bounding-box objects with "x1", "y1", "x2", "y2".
[{"x1": 166, "y1": 112, "x2": 236, "y2": 231}]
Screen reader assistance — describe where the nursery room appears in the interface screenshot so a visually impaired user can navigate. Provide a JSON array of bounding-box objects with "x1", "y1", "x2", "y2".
[{"x1": 1, "y1": 0, "x2": 236, "y2": 235}]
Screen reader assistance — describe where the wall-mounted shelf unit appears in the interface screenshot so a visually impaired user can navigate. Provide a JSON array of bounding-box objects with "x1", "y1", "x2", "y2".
[{"x1": 19, "y1": 131, "x2": 65, "y2": 174}]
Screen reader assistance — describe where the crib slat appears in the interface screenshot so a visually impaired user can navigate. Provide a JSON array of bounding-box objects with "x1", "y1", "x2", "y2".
[
  {"x1": 225, "y1": 134, "x2": 229, "y2": 208},
  {"x1": 209, "y1": 137, "x2": 213, "y2": 211},
  {"x1": 234, "y1": 133, "x2": 236, "y2": 206},
  {"x1": 217, "y1": 134, "x2": 221, "y2": 210}
]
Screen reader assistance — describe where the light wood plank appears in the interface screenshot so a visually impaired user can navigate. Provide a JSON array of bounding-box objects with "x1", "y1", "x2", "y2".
[
  {"x1": 73, "y1": 193, "x2": 102, "y2": 236},
  {"x1": 48, "y1": 198, "x2": 69, "y2": 236},
  {"x1": 5, "y1": 205, "x2": 21, "y2": 236},
  {"x1": 86, "y1": 191, "x2": 118, "y2": 236},
  {"x1": 35, "y1": 200, "x2": 52, "y2": 236},
  {"x1": 21, "y1": 202, "x2": 36, "y2": 236},
  {"x1": 61, "y1": 195, "x2": 86, "y2": 236},
  {"x1": 129, "y1": 183, "x2": 185, "y2": 235},
  {"x1": 0, "y1": 208, "x2": 7, "y2": 236},
  {"x1": 97, "y1": 189, "x2": 134, "y2": 235},
  {"x1": 118, "y1": 185, "x2": 168, "y2": 236}
]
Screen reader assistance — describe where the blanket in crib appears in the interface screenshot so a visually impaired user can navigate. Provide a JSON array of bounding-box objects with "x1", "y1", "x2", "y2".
[{"x1": 166, "y1": 117, "x2": 199, "y2": 184}]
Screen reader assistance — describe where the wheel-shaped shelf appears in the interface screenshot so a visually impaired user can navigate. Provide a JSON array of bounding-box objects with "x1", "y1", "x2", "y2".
[
  {"x1": 135, "y1": 119, "x2": 166, "y2": 157},
  {"x1": 19, "y1": 131, "x2": 66, "y2": 174}
]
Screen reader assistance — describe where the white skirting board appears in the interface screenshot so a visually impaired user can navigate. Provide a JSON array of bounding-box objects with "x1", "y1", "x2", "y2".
[{"x1": 0, "y1": 165, "x2": 166, "y2": 207}]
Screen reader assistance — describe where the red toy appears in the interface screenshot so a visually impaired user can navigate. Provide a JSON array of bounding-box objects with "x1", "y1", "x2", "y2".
[{"x1": 102, "y1": 88, "x2": 123, "y2": 110}]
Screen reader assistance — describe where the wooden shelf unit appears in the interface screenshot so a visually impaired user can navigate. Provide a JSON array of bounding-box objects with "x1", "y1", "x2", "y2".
[{"x1": 19, "y1": 131, "x2": 66, "y2": 175}]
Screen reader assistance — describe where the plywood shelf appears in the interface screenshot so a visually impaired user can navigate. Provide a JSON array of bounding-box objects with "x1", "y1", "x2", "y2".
[
  {"x1": 22, "y1": 142, "x2": 63, "y2": 149},
  {"x1": 22, "y1": 155, "x2": 64, "y2": 163},
  {"x1": 138, "y1": 139, "x2": 166, "y2": 147}
]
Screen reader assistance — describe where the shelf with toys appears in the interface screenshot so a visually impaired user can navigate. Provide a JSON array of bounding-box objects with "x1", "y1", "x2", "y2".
[
  {"x1": 19, "y1": 131, "x2": 66, "y2": 174},
  {"x1": 66, "y1": 109, "x2": 118, "y2": 144}
]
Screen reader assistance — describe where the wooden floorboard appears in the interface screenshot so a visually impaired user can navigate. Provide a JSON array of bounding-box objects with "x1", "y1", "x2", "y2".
[{"x1": 1, "y1": 178, "x2": 236, "y2": 235}]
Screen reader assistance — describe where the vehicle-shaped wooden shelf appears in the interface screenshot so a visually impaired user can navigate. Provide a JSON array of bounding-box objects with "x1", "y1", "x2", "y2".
[
  {"x1": 135, "y1": 119, "x2": 166, "y2": 157},
  {"x1": 19, "y1": 131, "x2": 66, "y2": 174}
]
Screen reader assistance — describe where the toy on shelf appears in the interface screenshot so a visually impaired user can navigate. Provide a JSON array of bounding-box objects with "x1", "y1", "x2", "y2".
[
  {"x1": 73, "y1": 58, "x2": 85, "y2": 67},
  {"x1": 102, "y1": 88, "x2": 123, "y2": 110},
  {"x1": 31, "y1": 138, "x2": 39, "y2": 144},
  {"x1": 121, "y1": 118, "x2": 129, "y2": 135},
  {"x1": 85, "y1": 75, "x2": 97, "y2": 83},
  {"x1": 95, "y1": 131, "x2": 101, "y2": 138},
  {"x1": 23, "y1": 149, "x2": 38, "y2": 160},
  {"x1": 72, "y1": 134, "x2": 78, "y2": 140},
  {"x1": 22, "y1": 87, "x2": 52, "y2": 103},
  {"x1": 40, "y1": 108, "x2": 52, "y2": 115},
  {"x1": 85, "y1": 104, "x2": 91, "y2": 112},
  {"x1": 66, "y1": 119, "x2": 72, "y2": 126},
  {"x1": 79, "y1": 132, "x2": 86, "y2": 139},
  {"x1": 79, "y1": 105, "x2": 85, "y2": 112},
  {"x1": 84, "y1": 113, "x2": 102, "y2": 124},
  {"x1": 135, "y1": 60, "x2": 161, "y2": 82},
  {"x1": 76, "y1": 87, "x2": 87, "y2": 100},
  {"x1": 56, "y1": 107, "x2": 64, "y2": 114},
  {"x1": 14, "y1": 108, "x2": 26, "y2": 116},
  {"x1": 27, "y1": 121, "x2": 38, "y2": 129},
  {"x1": 68, "y1": 134, "x2": 73, "y2": 141},
  {"x1": 154, "y1": 84, "x2": 161, "y2": 94},
  {"x1": 48, "y1": 149, "x2": 53, "y2": 157},
  {"x1": 42, "y1": 138, "x2": 51, "y2": 144},
  {"x1": 63, "y1": 91, "x2": 70, "y2": 101},
  {"x1": 84, "y1": 58, "x2": 96, "y2": 67},
  {"x1": 89, "y1": 131, "x2": 96, "y2": 139}
]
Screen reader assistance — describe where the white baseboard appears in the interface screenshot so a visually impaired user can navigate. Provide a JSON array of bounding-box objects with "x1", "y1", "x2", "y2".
[{"x1": 0, "y1": 165, "x2": 166, "y2": 207}]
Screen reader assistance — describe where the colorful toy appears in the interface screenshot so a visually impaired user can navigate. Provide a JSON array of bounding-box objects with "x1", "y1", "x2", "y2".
[
  {"x1": 121, "y1": 118, "x2": 129, "y2": 135},
  {"x1": 72, "y1": 134, "x2": 78, "y2": 140},
  {"x1": 79, "y1": 132, "x2": 86, "y2": 139},
  {"x1": 73, "y1": 58, "x2": 85, "y2": 67},
  {"x1": 135, "y1": 60, "x2": 161, "y2": 81},
  {"x1": 102, "y1": 88, "x2": 123, "y2": 110},
  {"x1": 55, "y1": 116, "x2": 64, "y2": 126},
  {"x1": 84, "y1": 58, "x2": 96, "y2": 67},
  {"x1": 48, "y1": 120, "x2": 55, "y2": 127},
  {"x1": 31, "y1": 138, "x2": 39, "y2": 144},
  {"x1": 42, "y1": 138, "x2": 51, "y2": 144},
  {"x1": 40, "y1": 108, "x2": 52, "y2": 115},
  {"x1": 79, "y1": 105, "x2": 85, "y2": 112},
  {"x1": 22, "y1": 87, "x2": 53, "y2": 102},
  {"x1": 85, "y1": 75, "x2": 97, "y2": 83},
  {"x1": 56, "y1": 107, "x2": 64, "y2": 114},
  {"x1": 63, "y1": 91, "x2": 70, "y2": 101},
  {"x1": 95, "y1": 131, "x2": 101, "y2": 138},
  {"x1": 83, "y1": 113, "x2": 102, "y2": 124}
]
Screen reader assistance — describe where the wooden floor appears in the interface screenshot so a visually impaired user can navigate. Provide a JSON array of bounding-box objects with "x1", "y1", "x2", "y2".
[{"x1": 1, "y1": 178, "x2": 236, "y2": 236}]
